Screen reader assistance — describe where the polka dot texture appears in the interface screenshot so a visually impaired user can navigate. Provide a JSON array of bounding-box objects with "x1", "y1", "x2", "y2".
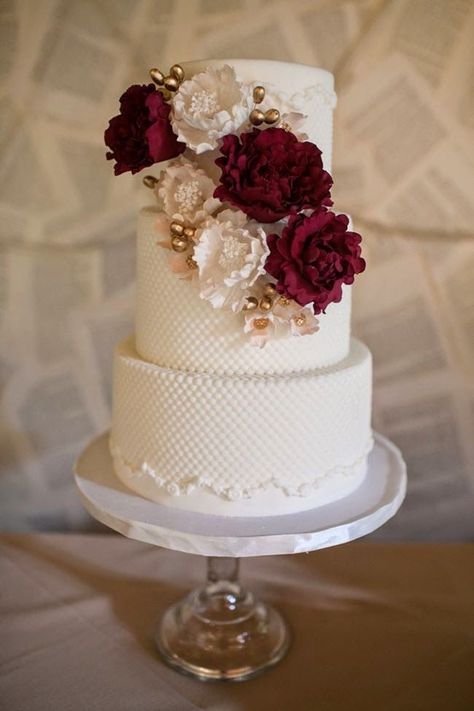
[{"x1": 111, "y1": 337, "x2": 372, "y2": 511}]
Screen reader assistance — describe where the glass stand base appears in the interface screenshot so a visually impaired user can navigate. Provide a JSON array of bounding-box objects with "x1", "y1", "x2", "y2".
[{"x1": 155, "y1": 557, "x2": 290, "y2": 681}]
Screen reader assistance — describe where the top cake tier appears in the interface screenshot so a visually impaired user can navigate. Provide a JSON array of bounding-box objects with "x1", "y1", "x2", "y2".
[
  {"x1": 182, "y1": 59, "x2": 336, "y2": 171},
  {"x1": 133, "y1": 60, "x2": 347, "y2": 376}
]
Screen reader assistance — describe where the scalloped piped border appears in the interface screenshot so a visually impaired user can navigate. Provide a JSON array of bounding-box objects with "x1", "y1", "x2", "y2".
[
  {"x1": 265, "y1": 82, "x2": 337, "y2": 110},
  {"x1": 109, "y1": 434, "x2": 374, "y2": 502}
]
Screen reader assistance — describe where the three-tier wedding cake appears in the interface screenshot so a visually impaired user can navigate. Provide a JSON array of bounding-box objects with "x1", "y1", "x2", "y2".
[{"x1": 104, "y1": 59, "x2": 372, "y2": 516}]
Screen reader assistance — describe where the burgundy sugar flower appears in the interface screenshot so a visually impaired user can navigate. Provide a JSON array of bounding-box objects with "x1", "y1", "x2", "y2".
[
  {"x1": 214, "y1": 127, "x2": 333, "y2": 223},
  {"x1": 265, "y1": 208, "x2": 366, "y2": 314},
  {"x1": 104, "y1": 84, "x2": 184, "y2": 175}
]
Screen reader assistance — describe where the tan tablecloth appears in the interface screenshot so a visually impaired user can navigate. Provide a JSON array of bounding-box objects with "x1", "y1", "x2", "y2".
[{"x1": 1, "y1": 534, "x2": 473, "y2": 711}]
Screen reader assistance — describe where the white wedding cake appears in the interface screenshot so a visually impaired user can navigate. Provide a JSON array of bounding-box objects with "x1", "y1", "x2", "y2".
[{"x1": 105, "y1": 59, "x2": 373, "y2": 516}]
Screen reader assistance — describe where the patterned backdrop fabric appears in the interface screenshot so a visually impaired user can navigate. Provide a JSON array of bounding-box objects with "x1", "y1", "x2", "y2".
[{"x1": 0, "y1": 0, "x2": 473, "y2": 538}]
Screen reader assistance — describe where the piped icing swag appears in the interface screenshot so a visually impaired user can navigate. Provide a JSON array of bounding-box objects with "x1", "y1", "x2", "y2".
[{"x1": 105, "y1": 63, "x2": 365, "y2": 347}]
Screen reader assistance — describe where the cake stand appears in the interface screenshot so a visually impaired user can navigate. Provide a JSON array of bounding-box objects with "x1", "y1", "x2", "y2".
[{"x1": 75, "y1": 431, "x2": 406, "y2": 681}]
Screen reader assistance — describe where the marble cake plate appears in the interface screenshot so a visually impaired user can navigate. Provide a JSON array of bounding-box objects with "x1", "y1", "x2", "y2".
[{"x1": 75, "y1": 430, "x2": 406, "y2": 558}]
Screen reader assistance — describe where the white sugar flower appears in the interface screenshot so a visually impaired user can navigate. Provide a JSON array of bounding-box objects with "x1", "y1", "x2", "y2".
[
  {"x1": 157, "y1": 156, "x2": 220, "y2": 225},
  {"x1": 272, "y1": 295, "x2": 301, "y2": 321},
  {"x1": 171, "y1": 65, "x2": 253, "y2": 153},
  {"x1": 289, "y1": 307, "x2": 319, "y2": 336},
  {"x1": 279, "y1": 111, "x2": 308, "y2": 140},
  {"x1": 243, "y1": 313, "x2": 276, "y2": 348},
  {"x1": 154, "y1": 213, "x2": 172, "y2": 249},
  {"x1": 193, "y1": 209, "x2": 269, "y2": 312},
  {"x1": 256, "y1": 84, "x2": 308, "y2": 140},
  {"x1": 169, "y1": 251, "x2": 199, "y2": 281},
  {"x1": 272, "y1": 295, "x2": 319, "y2": 337}
]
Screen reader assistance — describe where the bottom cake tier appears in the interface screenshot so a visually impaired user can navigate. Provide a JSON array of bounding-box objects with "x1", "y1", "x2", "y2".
[{"x1": 110, "y1": 337, "x2": 373, "y2": 516}]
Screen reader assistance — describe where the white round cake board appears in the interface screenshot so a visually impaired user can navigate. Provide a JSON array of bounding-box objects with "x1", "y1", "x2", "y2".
[{"x1": 74, "y1": 431, "x2": 406, "y2": 557}]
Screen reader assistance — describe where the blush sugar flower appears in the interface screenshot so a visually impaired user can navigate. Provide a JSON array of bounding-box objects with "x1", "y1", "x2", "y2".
[{"x1": 193, "y1": 210, "x2": 269, "y2": 312}]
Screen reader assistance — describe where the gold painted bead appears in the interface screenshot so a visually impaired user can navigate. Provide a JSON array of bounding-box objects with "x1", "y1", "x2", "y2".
[
  {"x1": 243, "y1": 296, "x2": 258, "y2": 311},
  {"x1": 263, "y1": 283, "x2": 277, "y2": 296},
  {"x1": 264, "y1": 108, "x2": 280, "y2": 123},
  {"x1": 149, "y1": 68, "x2": 164, "y2": 85},
  {"x1": 183, "y1": 226, "x2": 196, "y2": 240},
  {"x1": 253, "y1": 85, "x2": 265, "y2": 104},
  {"x1": 170, "y1": 64, "x2": 185, "y2": 83},
  {"x1": 186, "y1": 255, "x2": 198, "y2": 270},
  {"x1": 249, "y1": 108, "x2": 265, "y2": 126},
  {"x1": 170, "y1": 221, "x2": 184, "y2": 236},
  {"x1": 254, "y1": 317, "x2": 269, "y2": 330},
  {"x1": 164, "y1": 75, "x2": 179, "y2": 92},
  {"x1": 142, "y1": 175, "x2": 158, "y2": 189},
  {"x1": 160, "y1": 88, "x2": 172, "y2": 101},
  {"x1": 259, "y1": 296, "x2": 273, "y2": 311},
  {"x1": 171, "y1": 235, "x2": 188, "y2": 252},
  {"x1": 278, "y1": 296, "x2": 291, "y2": 306},
  {"x1": 264, "y1": 108, "x2": 280, "y2": 125}
]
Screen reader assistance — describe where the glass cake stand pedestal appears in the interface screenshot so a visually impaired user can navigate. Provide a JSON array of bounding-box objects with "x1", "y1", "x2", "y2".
[
  {"x1": 156, "y1": 555, "x2": 289, "y2": 681},
  {"x1": 75, "y1": 431, "x2": 406, "y2": 682}
]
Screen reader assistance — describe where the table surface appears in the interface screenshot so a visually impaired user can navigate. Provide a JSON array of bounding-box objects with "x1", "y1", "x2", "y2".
[{"x1": 1, "y1": 534, "x2": 473, "y2": 711}]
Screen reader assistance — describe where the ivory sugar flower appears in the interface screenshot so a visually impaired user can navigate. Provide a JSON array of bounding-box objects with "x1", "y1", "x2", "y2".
[
  {"x1": 171, "y1": 65, "x2": 252, "y2": 153},
  {"x1": 157, "y1": 157, "x2": 220, "y2": 224}
]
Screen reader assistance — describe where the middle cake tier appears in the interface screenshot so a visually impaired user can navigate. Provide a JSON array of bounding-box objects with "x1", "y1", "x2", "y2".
[
  {"x1": 135, "y1": 207, "x2": 352, "y2": 376},
  {"x1": 111, "y1": 337, "x2": 373, "y2": 516}
]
